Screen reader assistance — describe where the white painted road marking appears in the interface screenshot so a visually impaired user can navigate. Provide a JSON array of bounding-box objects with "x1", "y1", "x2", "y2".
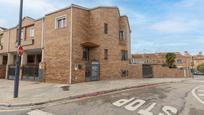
[
  {"x1": 197, "y1": 90, "x2": 204, "y2": 92},
  {"x1": 192, "y1": 85, "x2": 204, "y2": 105},
  {"x1": 27, "y1": 109, "x2": 54, "y2": 115},
  {"x1": 198, "y1": 94, "x2": 204, "y2": 96},
  {"x1": 112, "y1": 98, "x2": 178, "y2": 115},
  {"x1": 124, "y1": 99, "x2": 146, "y2": 111},
  {"x1": 158, "y1": 106, "x2": 178, "y2": 115},
  {"x1": 138, "y1": 103, "x2": 156, "y2": 115}
]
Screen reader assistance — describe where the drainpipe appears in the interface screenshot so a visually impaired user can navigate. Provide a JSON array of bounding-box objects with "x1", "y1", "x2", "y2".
[
  {"x1": 5, "y1": 30, "x2": 11, "y2": 79},
  {"x1": 41, "y1": 17, "x2": 45, "y2": 62},
  {"x1": 40, "y1": 17, "x2": 45, "y2": 81},
  {"x1": 69, "y1": 6, "x2": 73, "y2": 84}
]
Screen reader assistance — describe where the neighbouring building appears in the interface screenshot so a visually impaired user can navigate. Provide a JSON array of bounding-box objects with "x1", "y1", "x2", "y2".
[
  {"x1": 192, "y1": 52, "x2": 204, "y2": 70},
  {"x1": 131, "y1": 52, "x2": 192, "y2": 69},
  {"x1": 0, "y1": 4, "x2": 131, "y2": 84},
  {"x1": 130, "y1": 52, "x2": 193, "y2": 78}
]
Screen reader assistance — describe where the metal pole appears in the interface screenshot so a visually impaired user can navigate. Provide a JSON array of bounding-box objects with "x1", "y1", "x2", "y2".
[{"x1": 14, "y1": 0, "x2": 23, "y2": 98}]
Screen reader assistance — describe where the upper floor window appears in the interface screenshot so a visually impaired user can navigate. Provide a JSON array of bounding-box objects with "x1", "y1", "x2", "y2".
[
  {"x1": 16, "y1": 29, "x2": 25, "y2": 42},
  {"x1": 119, "y1": 31, "x2": 125, "y2": 41},
  {"x1": 104, "y1": 23, "x2": 108, "y2": 34},
  {"x1": 104, "y1": 49, "x2": 108, "y2": 60},
  {"x1": 55, "y1": 16, "x2": 66, "y2": 29},
  {"x1": 121, "y1": 50, "x2": 128, "y2": 61},
  {"x1": 30, "y1": 27, "x2": 34, "y2": 38},
  {"x1": 21, "y1": 30, "x2": 24, "y2": 40},
  {"x1": 176, "y1": 59, "x2": 183, "y2": 64}
]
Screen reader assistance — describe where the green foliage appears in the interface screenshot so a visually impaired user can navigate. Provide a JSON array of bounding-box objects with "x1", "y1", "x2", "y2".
[
  {"x1": 197, "y1": 63, "x2": 204, "y2": 73},
  {"x1": 165, "y1": 53, "x2": 177, "y2": 68}
]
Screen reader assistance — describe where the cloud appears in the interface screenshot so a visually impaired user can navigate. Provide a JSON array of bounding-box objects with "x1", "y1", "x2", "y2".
[
  {"x1": 0, "y1": 0, "x2": 57, "y2": 15},
  {"x1": 175, "y1": 0, "x2": 204, "y2": 9},
  {"x1": 119, "y1": 7, "x2": 146, "y2": 26},
  {"x1": 65, "y1": 0, "x2": 116, "y2": 7},
  {"x1": 150, "y1": 19, "x2": 201, "y2": 33}
]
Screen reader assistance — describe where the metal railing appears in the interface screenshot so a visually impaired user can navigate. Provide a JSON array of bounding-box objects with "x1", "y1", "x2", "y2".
[{"x1": 22, "y1": 65, "x2": 39, "y2": 81}]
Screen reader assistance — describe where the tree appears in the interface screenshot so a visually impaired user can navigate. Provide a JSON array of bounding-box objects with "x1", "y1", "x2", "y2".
[
  {"x1": 197, "y1": 63, "x2": 204, "y2": 73},
  {"x1": 165, "y1": 53, "x2": 177, "y2": 68}
]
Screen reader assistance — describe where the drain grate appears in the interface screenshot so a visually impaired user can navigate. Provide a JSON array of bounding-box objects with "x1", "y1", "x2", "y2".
[{"x1": 60, "y1": 85, "x2": 70, "y2": 91}]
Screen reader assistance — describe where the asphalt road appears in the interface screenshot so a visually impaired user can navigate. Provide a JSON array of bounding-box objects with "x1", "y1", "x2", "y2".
[{"x1": 1, "y1": 76, "x2": 204, "y2": 115}]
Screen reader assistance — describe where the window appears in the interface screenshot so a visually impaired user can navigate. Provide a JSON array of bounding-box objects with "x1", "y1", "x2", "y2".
[
  {"x1": 56, "y1": 16, "x2": 66, "y2": 29},
  {"x1": 27, "y1": 55, "x2": 35, "y2": 64},
  {"x1": 104, "y1": 23, "x2": 108, "y2": 34},
  {"x1": 121, "y1": 50, "x2": 128, "y2": 61},
  {"x1": 177, "y1": 59, "x2": 183, "y2": 64},
  {"x1": 21, "y1": 30, "x2": 24, "y2": 40},
  {"x1": 104, "y1": 49, "x2": 108, "y2": 60},
  {"x1": 30, "y1": 27, "x2": 34, "y2": 38},
  {"x1": 83, "y1": 48, "x2": 89, "y2": 61},
  {"x1": 119, "y1": 31, "x2": 125, "y2": 40},
  {"x1": 16, "y1": 29, "x2": 25, "y2": 41},
  {"x1": 3, "y1": 56, "x2": 7, "y2": 65}
]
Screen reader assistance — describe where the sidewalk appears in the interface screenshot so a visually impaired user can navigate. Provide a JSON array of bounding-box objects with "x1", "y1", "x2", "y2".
[{"x1": 0, "y1": 78, "x2": 190, "y2": 107}]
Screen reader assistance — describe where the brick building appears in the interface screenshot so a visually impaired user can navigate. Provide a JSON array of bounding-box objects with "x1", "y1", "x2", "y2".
[
  {"x1": 0, "y1": 4, "x2": 131, "y2": 84},
  {"x1": 131, "y1": 52, "x2": 192, "y2": 68},
  {"x1": 192, "y1": 52, "x2": 204, "y2": 70}
]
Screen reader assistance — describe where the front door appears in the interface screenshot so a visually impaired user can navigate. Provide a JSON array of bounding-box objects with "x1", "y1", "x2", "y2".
[{"x1": 86, "y1": 61, "x2": 100, "y2": 81}]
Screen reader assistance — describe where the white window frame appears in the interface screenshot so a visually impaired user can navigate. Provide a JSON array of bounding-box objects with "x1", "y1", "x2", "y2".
[
  {"x1": 21, "y1": 29, "x2": 24, "y2": 40},
  {"x1": 55, "y1": 15, "x2": 67, "y2": 29},
  {"x1": 30, "y1": 27, "x2": 35, "y2": 38}
]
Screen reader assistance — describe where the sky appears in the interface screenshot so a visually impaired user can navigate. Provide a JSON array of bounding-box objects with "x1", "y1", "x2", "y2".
[{"x1": 0, "y1": 0, "x2": 203, "y2": 55}]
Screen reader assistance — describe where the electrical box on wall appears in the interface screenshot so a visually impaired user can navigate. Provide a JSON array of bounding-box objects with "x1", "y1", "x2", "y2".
[{"x1": 74, "y1": 64, "x2": 82, "y2": 70}]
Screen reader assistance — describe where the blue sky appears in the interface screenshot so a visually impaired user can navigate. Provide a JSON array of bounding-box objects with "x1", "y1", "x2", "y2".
[{"x1": 0, "y1": 0, "x2": 203, "y2": 54}]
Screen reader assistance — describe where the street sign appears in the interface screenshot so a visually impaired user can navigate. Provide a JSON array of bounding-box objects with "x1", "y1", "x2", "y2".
[{"x1": 17, "y1": 46, "x2": 24, "y2": 56}]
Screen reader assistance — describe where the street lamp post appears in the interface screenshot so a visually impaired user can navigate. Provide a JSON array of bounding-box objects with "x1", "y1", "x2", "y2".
[{"x1": 14, "y1": 0, "x2": 23, "y2": 98}]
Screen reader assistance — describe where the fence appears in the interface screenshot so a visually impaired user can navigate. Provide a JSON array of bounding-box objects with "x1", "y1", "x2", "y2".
[{"x1": 22, "y1": 65, "x2": 39, "y2": 81}]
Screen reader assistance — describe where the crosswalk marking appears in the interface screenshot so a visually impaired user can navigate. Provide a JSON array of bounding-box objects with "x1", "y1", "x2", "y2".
[
  {"x1": 27, "y1": 109, "x2": 54, "y2": 115},
  {"x1": 197, "y1": 90, "x2": 204, "y2": 92},
  {"x1": 192, "y1": 85, "x2": 204, "y2": 105}
]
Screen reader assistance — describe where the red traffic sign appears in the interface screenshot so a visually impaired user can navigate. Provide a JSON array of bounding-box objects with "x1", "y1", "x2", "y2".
[{"x1": 17, "y1": 46, "x2": 24, "y2": 56}]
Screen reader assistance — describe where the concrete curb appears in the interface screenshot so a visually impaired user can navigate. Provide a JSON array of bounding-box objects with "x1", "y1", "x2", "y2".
[{"x1": 0, "y1": 80, "x2": 183, "y2": 108}]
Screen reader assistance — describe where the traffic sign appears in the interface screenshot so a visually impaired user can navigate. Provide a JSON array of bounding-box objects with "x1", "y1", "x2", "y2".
[{"x1": 17, "y1": 46, "x2": 24, "y2": 56}]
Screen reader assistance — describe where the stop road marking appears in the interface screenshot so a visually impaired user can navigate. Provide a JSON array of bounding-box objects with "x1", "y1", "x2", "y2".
[{"x1": 112, "y1": 97, "x2": 178, "y2": 115}]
